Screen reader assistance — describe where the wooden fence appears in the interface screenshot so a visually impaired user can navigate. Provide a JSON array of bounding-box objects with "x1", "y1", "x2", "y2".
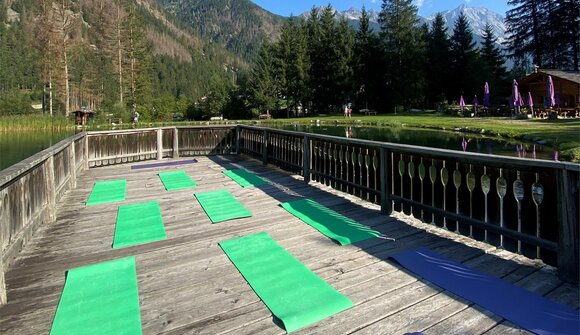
[
  {"x1": 0, "y1": 125, "x2": 578, "y2": 305},
  {"x1": 237, "y1": 125, "x2": 579, "y2": 284}
]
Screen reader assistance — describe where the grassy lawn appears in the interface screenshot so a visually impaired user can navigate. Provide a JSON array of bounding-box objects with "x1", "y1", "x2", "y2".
[{"x1": 260, "y1": 112, "x2": 580, "y2": 162}]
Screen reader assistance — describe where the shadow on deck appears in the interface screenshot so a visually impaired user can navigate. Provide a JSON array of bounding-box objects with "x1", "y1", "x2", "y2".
[{"x1": 0, "y1": 155, "x2": 578, "y2": 335}]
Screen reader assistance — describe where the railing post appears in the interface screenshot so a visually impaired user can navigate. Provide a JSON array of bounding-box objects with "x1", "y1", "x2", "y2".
[
  {"x1": 0, "y1": 253, "x2": 5, "y2": 305},
  {"x1": 262, "y1": 129, "x2": 268, "y2": 165},
  {"x1": 84, "y1": 134, "x2": 89, "y2": 170},
  {"x1": 556, "y1": 168, "x2": 579, "y2": 283},
  {"x1": 303, "y1": 135, "x2": 310, "y2": 183},
  {"x1": 380, "y1": 147, "x2": 392, "y2": 214},
  {"x1": 69, "y1": 141, "x2": 77, "y2": 189},
  {"x1": 46, "y1": 156, "x2": 57, "y2": 223},
  {"x1": 173, "y1": 127, "x2": 179, "y2": 158},
  {"x1": 235, "y1": 126, "x2": 241, "y2": 154},
  {"x1": 157, "y1": 128, "x2": 163, "y2": 160}
]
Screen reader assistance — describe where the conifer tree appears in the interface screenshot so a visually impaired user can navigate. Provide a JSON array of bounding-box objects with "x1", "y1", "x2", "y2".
[
  {"x1": 353, "y1": 7, "x2": 383, "y2": 110},
  {"x1": 123, "y1": 1, "x2": 152, "y2": 112},
  {"x1": 378, "y1": 0, "x2": 425, "y2": 110},
  {"x1": 275, "y1": 16, "x2": 309, "y2": 117},
  {"x1": 247, "y1": 43, "x2": 278, "y2": 115},
  {"x1": 449, "y1": 13, "x2": 479, "y2": 100},
  {"x1": 505, "y1": 0, "x2": 546, "y2": 68},
  {"x1": 479, "y1": 23, "x2": 508, "y2": 104},
  {"x1": 426, "y1": 13, "x2": 451, "y2": 106}
]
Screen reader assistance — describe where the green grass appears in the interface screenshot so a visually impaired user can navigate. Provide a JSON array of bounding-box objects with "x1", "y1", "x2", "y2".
[{"x1": 0, "y1": 115, "x2": 74, "y2": 131}]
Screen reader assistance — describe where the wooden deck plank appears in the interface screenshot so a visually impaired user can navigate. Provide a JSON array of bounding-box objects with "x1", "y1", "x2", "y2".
[{"x1": 0, "y1": 155, "x2": 576, "y2": 335}]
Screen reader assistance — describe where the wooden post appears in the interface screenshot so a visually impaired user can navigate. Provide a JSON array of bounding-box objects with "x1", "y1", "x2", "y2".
[
  {"x1": 262, "y1": 129, "x2": 268, "y2": 165},
  {"x1": 46, "y1": 157, "x2": 57, "y2": 223},
  {"x1": 0, "y1": 254, "x2": 5, "y2": 305},
  {"x1": 380, "y1": 147, "x2": 392, "y2": 214},
  {"x1": 556, "y1": 168, "x2": 579, "y2": 283},
  {"x1": 235, "y1": 125, "x2": 241, "y2": 154},
  {"x1": 157, "y1": 128, "x2": 163, "y2": 160},
  {"x1": 173, "y1": 127, "x2": 179, "y2": 158},
  {"x1": 303, "y1": 135, "x2": 310, "y2": 183},
  {"x1": 69, "y1": 142, "x2": 77, "y2": 189},
  {"x1": 84, "y1": 134, "x2": 89, "y2": 170}
]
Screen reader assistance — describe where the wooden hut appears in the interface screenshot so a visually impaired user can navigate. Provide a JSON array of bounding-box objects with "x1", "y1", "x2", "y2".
[
  {"x1": 72, "y1": 109, "x2": 95, "y2": 125},
  {"x1": 518, "y1": 69, "x2": 580, "y2": 117}
]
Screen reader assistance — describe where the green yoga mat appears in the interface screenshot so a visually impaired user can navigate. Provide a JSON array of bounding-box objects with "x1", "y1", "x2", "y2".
[
  {"x1": 223, "y1": 169, "x2": 268, "y2": 188},
  {"x1": 86, "y1": 180, "x2": 127, "y2": 206},
  {"x1": 195, "y1": 189, "x2": 252, "y2": 223},
  {"x1": 220, "y1": 232, "x2": 352, "y2": 333},
  {"x1": 50, "y1": 257, "x2": 142, "y2": 335},
  {"x1": 280, "y1": 198, "x2": 381, "y2": 245},
  {"x1": 158, "y1": 170, "x2": 197, "y2": 191},
  {"x1": 113, "y1": 202, "x2": 167, "y2": 248}
]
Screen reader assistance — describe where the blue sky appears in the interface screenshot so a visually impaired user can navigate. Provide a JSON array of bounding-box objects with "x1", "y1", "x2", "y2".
[{"x1": 251, "y1": 0, "x2": 510, "y2": 17}]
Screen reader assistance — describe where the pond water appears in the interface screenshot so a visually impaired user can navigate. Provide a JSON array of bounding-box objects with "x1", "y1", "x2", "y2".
[
  {"x1": 275, "y1": 124, "x2": 556, "y2": 161},
  {"x1": 0, "y1": 125, "x2": 558, "y2": 173},
  {"x1": 0, "y1": 130, "x2": 76, "y2": 172}
]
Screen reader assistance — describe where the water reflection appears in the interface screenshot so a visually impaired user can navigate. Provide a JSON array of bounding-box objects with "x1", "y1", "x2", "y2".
[
  {"x1": 0, "y1": 130, "x2": 75, "y2": 171},
  {"x1": 281, "y1": 124, "x2": 553, "y2": 160}
]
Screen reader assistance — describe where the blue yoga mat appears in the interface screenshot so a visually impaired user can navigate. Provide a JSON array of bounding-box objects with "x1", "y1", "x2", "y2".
[
  {"x1": 131, "y1": 159, "x2": 198, "y2": 170},
  {"x1": 391, "y1": 248, "x2": 580, "y2": 335}
]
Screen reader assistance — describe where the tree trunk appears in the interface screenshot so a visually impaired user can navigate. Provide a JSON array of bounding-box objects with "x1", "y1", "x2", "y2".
[
  {"x1": 117, "y1": 3, "x2": 123, "y2": 104},
  {"x1": 63, "y1": 45, "x2": 70, "y2": 116}
]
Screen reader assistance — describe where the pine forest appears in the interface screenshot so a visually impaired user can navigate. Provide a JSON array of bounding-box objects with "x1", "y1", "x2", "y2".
[{"x1": 0, "y1": 0, "x2": 577, "y2": 121}]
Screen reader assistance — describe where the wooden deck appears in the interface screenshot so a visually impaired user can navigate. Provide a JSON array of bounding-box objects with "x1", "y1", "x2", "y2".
[{"x1": 0, "y1": 155, "x2": 578, "y2": 335}]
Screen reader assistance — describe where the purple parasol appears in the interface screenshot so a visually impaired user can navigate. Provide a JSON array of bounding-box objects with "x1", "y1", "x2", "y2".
[
  {"x1": 459, "y1": 95, "x2": 465, "y2": 109},
  {"x1": 518, "y1": 92, "x2": 524, "y2": 107},
  {"x1": 527, "y1": 92, "x2": 533, "y2": 107},
  {"x1": 483, "y1": 82, "x2": 491, "y2": 107},
  {"x1": 512, "y1": 79, "x2": 519, "y2": 107},
  {"x1": 547, "y1": 76, "x2": 555, "y2": 108}
]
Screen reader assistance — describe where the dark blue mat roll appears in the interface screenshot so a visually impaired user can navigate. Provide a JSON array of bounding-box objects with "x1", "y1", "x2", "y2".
[
  {"x1": 131, "y1": 159, "x2": 198, "y2": 170},
  {"x1": 391, "y1": 248, "x2": 579, "y2": 335}
]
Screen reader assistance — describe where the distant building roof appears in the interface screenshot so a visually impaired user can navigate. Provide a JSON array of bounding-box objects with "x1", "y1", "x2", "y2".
[{"x1": 535, "y1": 69, "x2": 580, "y2": 85}]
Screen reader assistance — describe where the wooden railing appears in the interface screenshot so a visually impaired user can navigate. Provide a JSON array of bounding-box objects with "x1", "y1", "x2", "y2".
[
  {"x1": 86, "y1": 126, "x2": 237, "y2": 167},
  {"x1": 237, "y1": 125, "x2": 579, "y2": 283},
  {"x1": 0, "y1": 132, "x2": 87, "y2": 304},
  {"x1": 0, "y1": 124, "x2": 578, "y2": 305}
]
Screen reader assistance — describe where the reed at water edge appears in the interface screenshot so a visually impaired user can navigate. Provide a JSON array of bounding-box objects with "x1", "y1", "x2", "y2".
[{"x1": 0, "y1": 115, "x2": 74, "y2": 131}]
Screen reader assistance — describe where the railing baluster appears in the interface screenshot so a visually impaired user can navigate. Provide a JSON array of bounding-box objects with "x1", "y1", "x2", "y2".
[
  {"x1": 441, "y1": 161, "x2": 449, "y2": 230},
  {"x1": 531, "y1": 174, "x2": 544, "y2": 258},
  {"x1": 467, "y1": 165, "x2": 476, "y2": 238},
  {"x1": 481, "y1": 168, "x2": 491, "y2": 242},
  {"x1": 453, "y1": 162, "x2": 462, "y2": 234},
  {"x1": 496, "y1": 169, "x2": 507, "y2": 249},
  {"x1": 513, "y1": 171, "x2": 525, "y2": 254}
]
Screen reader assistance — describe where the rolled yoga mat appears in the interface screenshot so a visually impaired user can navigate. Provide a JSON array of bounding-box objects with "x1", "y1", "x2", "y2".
[
  {"x1": 195, "y1": 189, "x2": 252, "y2": 223},
  {"x1": 280, "y1": 198, "x2": 381, "y2": 245},
  {"x1": 131, "y1": 159, "x2": 198, "y2": 170},
  {"x1": 391, "y1": 247, "x2": 580, "y2": 335},
  {"x1": 113, "y1": 201, "x2": 167, "y2": 248},
  {"x1": 223, "y1": 169, "x2": 268, "y2": 188},
  {"x1": 50, "y1": 257, "x2": 142, "y2": 335},
  {"x1": 219, "y1": 232, "x2": 353, "y2": 333},
  {"x1": 86, "y1": 180, "x2": 126, "y2": 206},
  {"x1": 158, "y1": 170, "x2": 197, "y2": 191}
]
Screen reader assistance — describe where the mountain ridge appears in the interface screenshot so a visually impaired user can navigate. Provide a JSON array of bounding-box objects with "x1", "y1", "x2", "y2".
[{"x1": 299, "y1": 5, "x2": 506, "y2": 44}]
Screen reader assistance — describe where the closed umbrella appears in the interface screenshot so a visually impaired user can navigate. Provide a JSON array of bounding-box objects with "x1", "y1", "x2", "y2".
[
  {"x1": 547, "y1": 76, "x2": 555, "y2": 108},
  {"x1": 528, "y1": 92, "x2": 534, "y2": 117},
  {"x1": 512, "y1": 79, "x2": 520, "y2": 116},
  {"x1": 459, "y1": 95, "x2": 465, "y2": 112},
  {"x1": 483, "y1": 82, "x2": 491, "y2": 107}
]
